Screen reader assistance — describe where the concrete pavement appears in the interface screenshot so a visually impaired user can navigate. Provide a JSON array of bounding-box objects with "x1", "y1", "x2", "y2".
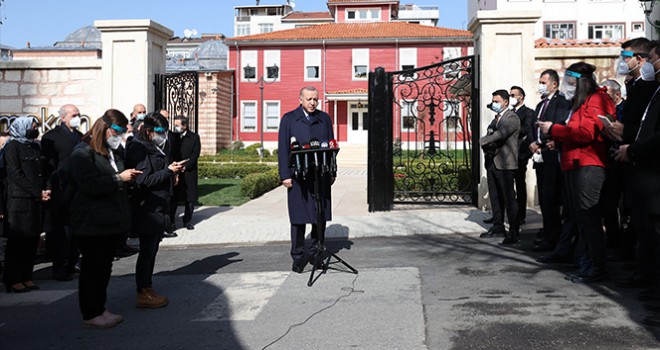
[{"x1": 160, "y1": 166, "x2": 540, "y2": 247}]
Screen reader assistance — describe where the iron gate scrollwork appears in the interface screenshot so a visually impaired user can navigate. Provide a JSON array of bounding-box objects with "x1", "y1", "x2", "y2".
[
  {"x1": 154, "y1": 71, "x2": 199, "y2": 132},
  {"x1": 368, "y1": 56, "x2": 479, "y2": 211}
]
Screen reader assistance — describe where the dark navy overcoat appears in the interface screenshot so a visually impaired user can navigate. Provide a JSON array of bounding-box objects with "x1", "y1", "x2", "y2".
[{"x1": 278, "y1": 106, "x2": 334, "y2": 225}]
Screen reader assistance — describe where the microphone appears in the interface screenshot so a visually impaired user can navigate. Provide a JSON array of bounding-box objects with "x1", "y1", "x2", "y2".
[
  {"x1": 302, "y1": 143, "x2": 310, "y2": 179},
  {"x1": 329, "y1": 139, "x2": 338, "y2": 175},
  {"x1": 320, "y1": 141, "x2": 329, "y2": 173},
  {"x1": 290, "y1": 136, "x2": 301, "y2": 177},
  {"x1": 309, "y1": 138, "x2": 320, "y2": 171}
]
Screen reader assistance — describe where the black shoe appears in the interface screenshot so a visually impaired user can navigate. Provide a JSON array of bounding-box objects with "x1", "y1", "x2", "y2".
[
  {"x1": 536, "y1": 254, "x2": 570, "y2": 264},
  {"x1": 291, "y1": 260, "x2": 306, "y2": 274},
  {"x1": 480, "y1": 227, "x2": 506, "y2": 238},
  {"x1": 483, "y1": 216, "x2": 494, "y2": 224},
  {"x1": 500, "y1": 237, "x2": 519, "y2": 245},
  {"x1": 185, "y1": 222, "x2": 195, "y2": 230},
  {"x1": 532, "y1": 241, "x2": 555, "y2": 252},
  {"x1": 165, "y1": 224, "x2": 176, "y2": 234},
  {"x1": 570, "y1": 269, "x2": 607, "y2": 284},
  {"x1": 162, "y1": 231, "x2": 178, "y2": 238}
]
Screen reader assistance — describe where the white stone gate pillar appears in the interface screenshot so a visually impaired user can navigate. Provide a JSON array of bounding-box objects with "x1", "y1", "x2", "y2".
[
  {"x1": 95, "y1": 20, "x2": 173, "y2": 113},
  {"x1": 468, "y1": 10, "x2": 542, "y2": 210}
]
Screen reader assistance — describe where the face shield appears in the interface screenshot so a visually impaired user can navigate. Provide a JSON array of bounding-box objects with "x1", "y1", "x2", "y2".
[{"x1": 560, "y1": 69, "x2": 581, "y2": 101}]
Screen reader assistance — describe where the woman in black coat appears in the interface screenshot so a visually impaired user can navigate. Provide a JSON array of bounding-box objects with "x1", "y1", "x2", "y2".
[
  {"x1": 2, "y1": 117, "x2": 49, "y2": 293},
  {"x1": 69, "y1": 109, "x2": 141, "y2": 328},
  {"x1": 125, "y1": 113, "x2": 183, "y2": 309}
]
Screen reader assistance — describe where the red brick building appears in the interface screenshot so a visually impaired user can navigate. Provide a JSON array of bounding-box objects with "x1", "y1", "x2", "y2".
[{"x1": 225, "y1": 0, "x2": 472, "y2": 148}]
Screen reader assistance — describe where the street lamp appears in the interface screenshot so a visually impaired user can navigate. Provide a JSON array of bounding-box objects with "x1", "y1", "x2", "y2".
[
  {"x1": 244, "y1": 63, "x2": 279, "y2": 159},
  {"x1": 639, "y1": 0, "x2": 660, "y2": 29}
]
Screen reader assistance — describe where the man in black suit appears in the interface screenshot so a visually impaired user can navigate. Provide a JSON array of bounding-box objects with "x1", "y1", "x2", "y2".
[
  {"x1": 172, "y1": 116, "x2": 201, "y2": 231},
  {"x1": 529, "y1": 69, "x2": 572, "y2": 252},
  {"x1": 614, "y1": 42, "x2": 660, "y2": 324},
  {"x1": 510, "y1": 86, "x2": 535, "y2": 226},
  {"x1": 41, "y1": 104, "x2": 83, "y2": 281}
]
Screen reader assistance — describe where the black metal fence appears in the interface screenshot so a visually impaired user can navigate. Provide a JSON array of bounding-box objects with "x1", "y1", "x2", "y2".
[
  {"x1": 154, "y1": 71, "x2": 199, "y2": 131},
  {"x1": 367, "y1": 56, "x2": 479, "y2": 211}
]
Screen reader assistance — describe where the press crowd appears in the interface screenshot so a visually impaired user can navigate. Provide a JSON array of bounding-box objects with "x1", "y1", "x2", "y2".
[
  {"x1": 0, "y1": 103, "x2": 201, "y2": 329},
  {"x1": 479, "y1": 38, "x2": 660, "y2": 326}
]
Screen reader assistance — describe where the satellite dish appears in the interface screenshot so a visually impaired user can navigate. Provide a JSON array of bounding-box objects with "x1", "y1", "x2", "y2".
[
  {"x1": 191, "y1": 29, "x2": 198, "y2": 36},
  {"x1": 184, "y1": 29, "x2": 192, "y2": 38}
]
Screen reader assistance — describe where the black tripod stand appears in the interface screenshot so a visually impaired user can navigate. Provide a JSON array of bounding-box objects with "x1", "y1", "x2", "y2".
[{"x1": 291, "y1": 146, "x2": 358, "y2": 287}]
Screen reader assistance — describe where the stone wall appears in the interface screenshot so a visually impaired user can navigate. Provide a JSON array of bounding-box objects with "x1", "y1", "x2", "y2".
[{"x1": 197, "y1": 70, "x2": 234, "y2": 155}]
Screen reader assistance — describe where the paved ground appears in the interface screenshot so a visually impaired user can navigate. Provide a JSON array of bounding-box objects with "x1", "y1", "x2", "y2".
[{"x1": 3, "y1": 167, "x2": 660, "y2": 349}]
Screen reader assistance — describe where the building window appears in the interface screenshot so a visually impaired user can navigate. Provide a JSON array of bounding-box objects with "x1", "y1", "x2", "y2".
[
  {"x1": 544, "y1": 22, "x2": 575, "y2": 39},
  {"x1": 264, "y1": 50, "x2": 280, "y2": 81},
  {"x1": 259, "y1": 23, "x2": 274, "y2": 34},
  {"x1": 242, "y1": 102, "x2": 257, "y2": 131},
  {"x1": 264, "y1": 101, "x2": 280, "y2": 131},
  {"x1": 236, "y1": 24, "x2": 250, "y2": 36},
  {"x1": 443, "y1": 47, "x2": 462, "y2": 80},
  {"x1": 632, "y1": 22, "x2": 644, "y2": 32},
  {"x1": 346, "y1": 8, "x2": 380, "y2": 21},
  {"x1": 352, "y1": 48, "x2": 369, "y2": 80},
  {"x1": 305, "y1": 49, "x2": 321, "y2": 81},
  {"x1": 401, "y1": 100, "x2": 417, "y2": 131},
  {"x1": 399, "y1": 47, "x2": 417, "y2": 78},
  {"x1": 588, "y1": 24, "x2": 624, "y2": 40},
  {"x1": 241, "y1": 50, "x2": 258, "y2": 81},
  {"x1": 401, "y1": 65, "x2": 415, "y2": 78}
]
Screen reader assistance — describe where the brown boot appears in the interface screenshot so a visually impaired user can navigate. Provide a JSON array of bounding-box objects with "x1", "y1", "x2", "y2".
[{"x1": 136, "y1": 288, "x2": 169, "y2": 308}]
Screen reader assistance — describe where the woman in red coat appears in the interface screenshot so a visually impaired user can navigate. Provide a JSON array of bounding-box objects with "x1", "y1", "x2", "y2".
[{"x1": 538, "y1": 62, "x2": 616, "y2": 284}]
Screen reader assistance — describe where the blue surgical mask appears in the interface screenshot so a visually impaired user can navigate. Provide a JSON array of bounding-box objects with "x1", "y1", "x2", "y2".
[{"x1": 489, "y1": 102, "x2": 502, "y2": 113}]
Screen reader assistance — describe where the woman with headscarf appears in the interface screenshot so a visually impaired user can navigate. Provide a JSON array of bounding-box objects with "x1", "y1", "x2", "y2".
[
  {"x1": 125, "y1": 113, "x2": 183, "y2": 309},
  {"x1": 2, "y1": 117, "x2": 49, "y2": 293},
  {"x1": 538, "y1": 62, "x2": 616, "y2": 284},
  {"x1": 69, "y1": 109, "x2": 141, "y2": 328}
]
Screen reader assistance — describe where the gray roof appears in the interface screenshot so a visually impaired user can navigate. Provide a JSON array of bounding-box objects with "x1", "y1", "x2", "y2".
[{"x1": 54, "y1": 25, "x2": 101, "y2": 49}]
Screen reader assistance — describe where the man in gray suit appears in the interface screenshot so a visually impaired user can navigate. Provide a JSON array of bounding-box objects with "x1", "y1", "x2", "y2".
[{"x1": 480, "y1": 89, "x2": 521, "y2": 244}]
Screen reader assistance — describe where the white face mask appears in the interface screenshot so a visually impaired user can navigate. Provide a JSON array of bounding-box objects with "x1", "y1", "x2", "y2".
[
  {"x1": 69, "y1": 116, "x2": 81, "y2": 129},
  {"x1": 152, "y1": 133, "x2": 167, "y2": 148},
  {"x1": 509, "y1": 96, "x2": 519, "y2": 108},
  {"x1": 107, "y1": 135, "x2": 122, "y2": 150},
  {"x1": 538, "y1": 84, "x2": 548, "y2": 97},
  {"x1": 640, "y1": 59, "x2": 660, "y2": 81},
  {"x1": 562, "y1": 85, "x2": 576, "y2": 101},
  {"x1": 174, "y1": 126, "x2": 183, "y2": 133},
  {"x1": 616, "y1": 58, "x2": 636, "y2": 76}
]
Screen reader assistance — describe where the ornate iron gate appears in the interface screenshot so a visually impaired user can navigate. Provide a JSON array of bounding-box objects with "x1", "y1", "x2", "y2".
[
  {"x1": 154, "y1": 71, "x2": 199, "y2": 131},
  {"x1": 368, "y1": 56, "x2": 479, "y2": 211}
]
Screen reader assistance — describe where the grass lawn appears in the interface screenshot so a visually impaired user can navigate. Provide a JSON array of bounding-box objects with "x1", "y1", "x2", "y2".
[{"x1": 196, "y1": 178, "x2": 249, "y2": 207}]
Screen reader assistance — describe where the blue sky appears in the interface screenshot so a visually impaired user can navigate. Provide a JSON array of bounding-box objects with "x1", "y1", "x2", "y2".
[{"x1": 0, "y1": 0, "x2": 468, "y2": 48}]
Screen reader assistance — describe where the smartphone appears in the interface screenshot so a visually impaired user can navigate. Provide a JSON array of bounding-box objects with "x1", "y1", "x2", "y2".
[{"x1": 178, "y1": 158, "x2": 190, "y2": 165}]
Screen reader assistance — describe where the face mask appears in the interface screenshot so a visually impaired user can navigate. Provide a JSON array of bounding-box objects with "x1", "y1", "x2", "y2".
[
  {"x1": 538, "y1": 84, "x2": 548, "y2": 97},
  {"x1": 107, "y1": 135, "x2": 122, "y2": 150},
  {"x1": 152, "y1": 133, "x2": 167, "y2": 148},
  {"x1": 640, "y1": 59, "x2": 660, "y2": 81},
  {"x1": 174, "y1": 126, "x2": 183, "y2": 133},
  {"x1": 489, "y1": 102, "x2": 502, "y2": 113},
  {"x1": 617, "y1": 59, "x2": 632, "y2": 76},
  {"x1": 136, "y1": 113, "x2": 146, "y2": 121},
  {"x1": 25, "y1": 129, "x2": 39, "y2": 139},
  {"x1": 509, "y1": 96, "x2": 519, "y2": 108},
  {"x1": 563, "y1": 85, "x2": 576, "y2": 101},
  {"x1": 69, "y1": 116, "x2": 81, "y2": 129}
]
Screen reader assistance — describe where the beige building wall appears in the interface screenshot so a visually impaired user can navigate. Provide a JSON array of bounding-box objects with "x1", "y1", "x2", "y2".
[{"x1": 198, "y1": 71, "x2": 234, "y2": 155}]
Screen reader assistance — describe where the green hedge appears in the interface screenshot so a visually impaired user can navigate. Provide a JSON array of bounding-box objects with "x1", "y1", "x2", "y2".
[
  {"x1": 199, "y1": 162, "x2": 275, "y2": 179},
  {"x1": 240, "y1": 169, "x2": 281, "y2": 199}
]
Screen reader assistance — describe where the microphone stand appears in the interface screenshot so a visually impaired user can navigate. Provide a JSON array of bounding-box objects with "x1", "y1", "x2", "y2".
[{"x1": 304, "y1": 147, "x2": 358, "y2": 287}]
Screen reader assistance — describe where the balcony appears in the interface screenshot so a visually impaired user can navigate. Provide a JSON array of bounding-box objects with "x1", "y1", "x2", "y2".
[{"x1": 398, "y1": 5, "x2": 439, "y2": 20}]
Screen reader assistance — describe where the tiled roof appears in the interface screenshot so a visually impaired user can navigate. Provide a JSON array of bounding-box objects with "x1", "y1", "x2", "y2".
[
  {"x1": 535, "y1": 38, "x2": 624, "y2": 48},
  {"x1": 282, "y1": 11, "x2": 333, "y2": 20},
  {"x1": 327, "y1": 88, "x2": 368, "y2": 95},
  {"x1": 227, "y1": 22, "x2": 472, "y2": 42}
]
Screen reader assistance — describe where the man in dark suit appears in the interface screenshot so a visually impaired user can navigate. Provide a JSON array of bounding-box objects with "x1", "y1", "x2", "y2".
[
  {"x1": 278, "y1": 86, "x2": 335, "y2": 273},
  {"x1": 41, "y1": 104, "x2": 83, "y2": 281},
  {"x1": 510, "y1": 86, "x2": 535, "y2": 226},
  {"x1": 172, "y1": 116, "x2": 200, "y2": 231},
  {"x1": 614, "y1": 43, "x2": 660, "y2": 324},
  {"x1": 529, "y1": 69, "x2": 572, "y2": 252},
  {"x1": 480, "y1": 89, "x2": 521, "y2": 245}
]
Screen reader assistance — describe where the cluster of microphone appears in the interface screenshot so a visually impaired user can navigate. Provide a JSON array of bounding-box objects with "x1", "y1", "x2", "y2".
[{"x1": 290, "y1": 136, "x2": 339, "y2": 180}]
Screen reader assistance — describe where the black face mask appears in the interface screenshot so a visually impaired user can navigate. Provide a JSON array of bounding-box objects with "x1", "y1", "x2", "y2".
[{"x1": 25, "y1": 129, "x2": 39, "y2": 139}]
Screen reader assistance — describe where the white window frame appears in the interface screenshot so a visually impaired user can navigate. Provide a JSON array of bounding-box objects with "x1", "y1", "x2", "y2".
[
  {"x1": 259, "y1": 23, "x2": 274, "y2": 34},
  {"x1": 236, "y1": 24, "x2": 250, "y2": 36},
  {"x1": 264, "y1": 50, "x2": 280, "y2": 81},
  {"x1": 401, "y1": 100, "x2": 417, "y2": 131},
  {"x1": 544, "y1": 22, "x2": 575, "y2": 40},
  {"x1": 241, "y1": 50, "x2": 258, "y2": 82},
  {"x1": 263, "y1": 100, "x2": 280, "y2": 132},
  {"x1": 241, "y1": 101, "x2": 257, "y2": 132},
  {"x1": 588, "y1": 23, "x2": 624, "y2": 40},
  {"x1": 443, "y1": 47, "x2": 462, "y2": 80},
  {"x1": 346, "y1": 8, "x2": 381, "y2": 22},
  {"x1": 352, "y1": 48, "x2": 369, "y2": 81},
  {"x1": 304, "y1": 49, "x2": 322, "y2": 82}
]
